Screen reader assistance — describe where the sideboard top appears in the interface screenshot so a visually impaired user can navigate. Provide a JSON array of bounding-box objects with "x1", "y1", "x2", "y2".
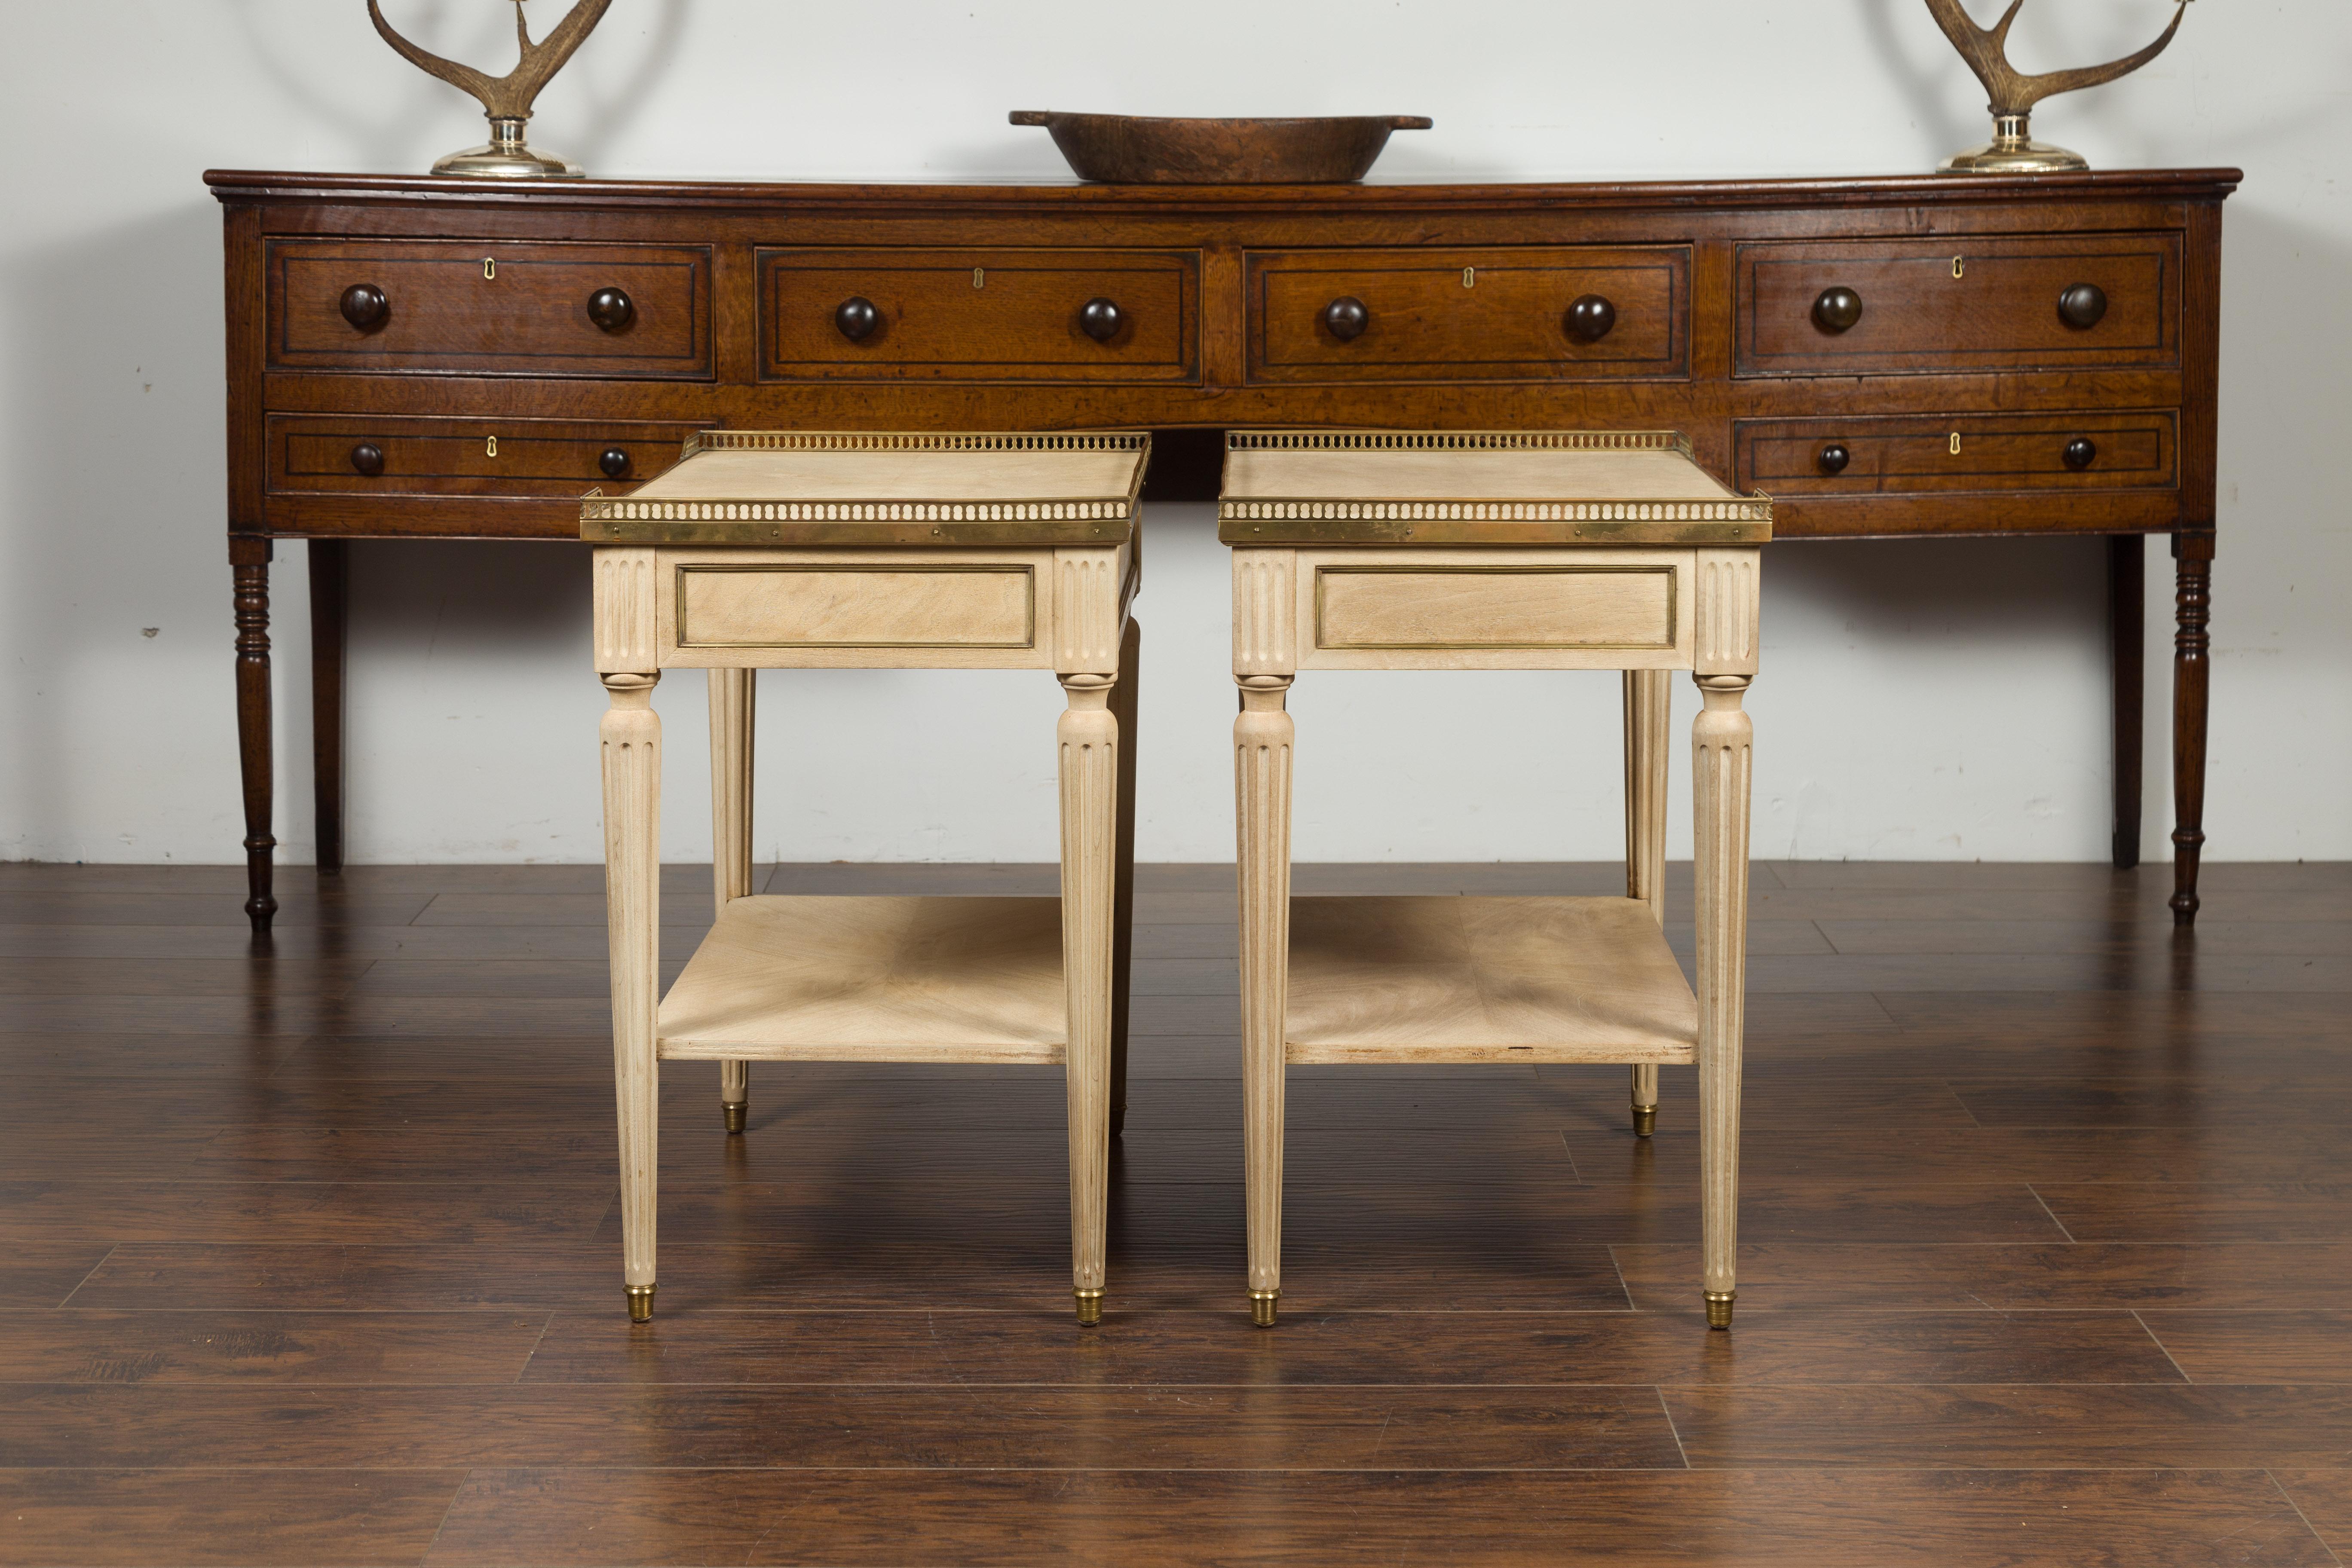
[{"x1": 203, "y1": 167, "x2": 2242, "y2": 214}]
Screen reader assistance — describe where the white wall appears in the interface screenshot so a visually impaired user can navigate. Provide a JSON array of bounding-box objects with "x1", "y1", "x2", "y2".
[{"x1": 1, "y1": 0, "x2": 2344, "y2": 866}]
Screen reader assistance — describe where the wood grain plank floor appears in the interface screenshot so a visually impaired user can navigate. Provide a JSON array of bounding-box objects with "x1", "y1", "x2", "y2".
[{"x1": 0, "y1": 859, "x2": 2343, "y2": 1567}]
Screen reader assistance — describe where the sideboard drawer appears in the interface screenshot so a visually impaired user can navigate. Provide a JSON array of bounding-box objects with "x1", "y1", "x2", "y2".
[
  {"x1": 1736, "y1": 411, "x2": 2177, "y2": 496},
  {"x1": 760, "y1": 248, "x2": 1197, "y2": 382},
  {"x1": 1736, "y1": 234, "x2": 2178, "y2": 377},
  {"x1": 268, "y1": 416, "x2": 706, "y2": 498},
  {"x1": 1249, "y1": 247, "x2": 1689, "y2": 383},
  {"x1": 269, "y1": 241, "x2": 713, "y2": 378}
]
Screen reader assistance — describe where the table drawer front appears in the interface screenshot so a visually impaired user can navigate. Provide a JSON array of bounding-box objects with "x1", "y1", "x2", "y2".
[
  {"x1": 1299, "y1": 551, "x2": 1693, "y2": 671},
  {"x1": 1737, "y1": 411, "x2": 2177, "y2": 496},
  {"x1": 268, "y1": 416, "x2": 704, "y2": 498},
  {"x1": 1736, "y1": 234, "x2": 2178, "y2": 377},
  {"x1": 269, "y1": 241, "x2": 713, "y2": 378},
  {"x1": 1250, "y1": 247, "x2": 1689, "y2": 383},
  {"x1": 671, "y1": 563, "x2": 1038, "y2": 651},
  {"x1": 760, "y1": 248, "x2": 1197, "y2": 381}
]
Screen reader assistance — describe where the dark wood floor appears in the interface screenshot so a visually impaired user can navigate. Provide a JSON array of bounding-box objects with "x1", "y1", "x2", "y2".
[{"x1": 0, "y1": 859, "x2": 2348, "y2": 1566}]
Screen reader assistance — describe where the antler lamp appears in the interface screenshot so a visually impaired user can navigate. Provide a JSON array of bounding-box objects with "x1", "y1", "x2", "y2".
[
  {"x1": 368, "y1": 0, "x2": 613, "y2": 178},
  {"x1": 1928, "y1": 0, "x2": 2193, "y2": 173}
]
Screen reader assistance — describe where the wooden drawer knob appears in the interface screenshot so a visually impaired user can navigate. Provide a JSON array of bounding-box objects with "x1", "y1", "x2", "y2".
[
  {"x1": 1812, "y1": 286, "x2": 1863, "y2": 333},
  {"x1": 1564, "y1": 294, "x2": 1616, "y2": 343},
  {"x1": 600, "y1": 447, "x2": 631, "y2": 479},
  {"x1": 1078, "y1": 297, "x2": 1124, "y2": 342},
  {"x1": 1323, "y1": 296, "x2": 1369, "y2": 341},
  {"x1": 2058, "y1": 282, "x2": 2108, "y2": 329},
  {"x1": 2064, "y1": 436, "x2": 2097, "y2": 470},
  {"x1": 339, "y1": 283, "x2": 388, "y2": 331},
  {"x1": 349, "y1": 442, "x2": 384, "y2": 477},
  {"x1": 834, "y1": 297, "x2": 880, "y2": 341},
  {"x1": 587, "y1": 287, "x2": 635, "y2": 333},
  {"x1": 1818, "y1": 442, "x2": 1850, "y2": 475}
]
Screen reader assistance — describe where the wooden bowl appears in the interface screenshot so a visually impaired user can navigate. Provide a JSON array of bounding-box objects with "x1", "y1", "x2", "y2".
[{"x1": 1010, "y1": 112, "x2": 1432, "y2": 185}]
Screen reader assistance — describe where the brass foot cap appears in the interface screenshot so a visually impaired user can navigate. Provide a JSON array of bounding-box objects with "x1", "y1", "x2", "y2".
[
  {"x1": 1074, "y1": 1289, "x2": 1104, "y2": 1327},
  {"x1": 723, "y1": 1101, "x2": 747, "y2": 1134},
  {"x1": 626, "y1": 1284, "x2": 656, "y2": 1324},
  {"x1": 1632, "y1": 1104, "x2": 1657, "y2": 1139},
  {"x1": 1249, "y1": 1290, "x2": 1280, "y2": 1328},
  {"x1": 1704, "y1": 1291, "x2": 1734, "y2": 1330}
]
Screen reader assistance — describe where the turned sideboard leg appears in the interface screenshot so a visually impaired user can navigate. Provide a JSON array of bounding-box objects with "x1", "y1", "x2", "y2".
[
  {"x1": 1623, "y1": 668, "x2": 1671, "y2": 1138},
  {"x1": 1060, "y1": 673, "x2": 1119, "y2": 1326},
  {"x1": 603, "y1": 672, "x2": 663, "y2": 1323},
  {"x1": 2107, "y1": 535, "x2": 2144, "y2": 872},
  {"x1": 708, "y1": 668, "x2": 756, "y2": 1133},
  {"x1": 1108, "y1": 619, "x2": 1142, "y2": 1141},
  {"x1": 1236, "y1": 675, "x2": 1294, "y2": 1327},
  {"x1": 307, "y1": 539, "x2": 349, "y2": 878},
  {"x1": 2170, "y1": 533, "x2": 2213, "y2": 926},
  {"x1": 231, "y1": 539, "x2": 277, "y2": 934},
  {"x1": 1693, "y1": 673, "x2": 1753, "y2": 1330}
]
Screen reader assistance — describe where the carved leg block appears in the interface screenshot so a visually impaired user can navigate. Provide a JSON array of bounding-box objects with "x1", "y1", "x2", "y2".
[
  {"x1": 1624, "y1": 668, "x2": 1670, "y2": 1135},
  {"x1": 1693, "y1": 674, "x2": 1753, "y2": 1329},
  {"x1": 1109, "y1": 619, "x2": 1141, "y2": 1140},
  {"x1": 1060, "y1": 674, "x2": 1118, "y2": 1324},
  {"x1": 2170, "y1": 534, "x2": 2212, "y2": 926},
  {"x1": 1236, "y1": 676, "x2": 1294, "y2": 1326},
  {"x1": 708, "y1": 668, "x2": 756, "y2": 1130},
  {"x1": 232, "y1": 540, "x2": 277, "y2": 934},
  {"x1": 603, "y1": 673, "x2": 662, "y2": 1319}
]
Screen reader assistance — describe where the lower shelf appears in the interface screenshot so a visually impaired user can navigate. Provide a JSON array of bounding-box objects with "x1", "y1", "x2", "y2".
[
  {"x1": 657, "y1": 895, "x2": 1066, "y2": 1064},
  {"x1": 1286, "y1": 895, "x2": 1697, "y2": 1066}
]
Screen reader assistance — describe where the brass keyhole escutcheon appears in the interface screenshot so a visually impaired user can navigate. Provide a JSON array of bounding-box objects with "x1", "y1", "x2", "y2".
[
  {"x1": 484, "y1": 257, "x2": 496, "y2": 280},
  {"x1": 973, "y1": 268, "x2": 985, "y2": 289},
  {"x1": 1949, "y1": 432, "x2": 1962, "y2": 455},
  {"x1": 1952, "y1": 256, "x2": 1964, "y2": 279},
  {"x1": 486, "y1": 435, "x2": 499, "y2": 458},
  {"x1": 1461, "y1": 267, "x2": 1476, "y2": 289}
]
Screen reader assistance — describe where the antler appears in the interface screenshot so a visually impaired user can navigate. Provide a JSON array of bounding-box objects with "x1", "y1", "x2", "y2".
[
  {"x1": 1923, "y1": 0, "x2": 2189, "y2": 116},
  {"x1": 367, "y1": 0, "x2": 615, "y2": 119}
]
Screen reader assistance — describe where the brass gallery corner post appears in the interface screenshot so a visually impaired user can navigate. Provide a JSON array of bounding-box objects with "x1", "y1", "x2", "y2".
[
  {"x1": 587, "y1": 431, "x2": 1146, "y2": 1325},
  {"x1": 209, "y1": 169, "x2": 2234, "y2": 932},
  {"x1": 1220, "y1": 430, "x2": 1766, "y2": 1329}
]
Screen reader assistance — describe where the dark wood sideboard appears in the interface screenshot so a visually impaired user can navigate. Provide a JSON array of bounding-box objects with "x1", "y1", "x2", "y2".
[{"x1": 207, "y1": 168, "x2": 2237, "y2": 932}]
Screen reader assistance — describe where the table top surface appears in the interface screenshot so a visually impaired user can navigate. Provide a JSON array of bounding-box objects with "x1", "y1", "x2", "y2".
[
  {"x1": 1220, "y1": 431, "x2": 1749, "y2": 505},
  {"x1": 584, "y1": 431, "x2": 1150, "y2": 547},
  {"x1": 1216, "y1": 430, "x2": 1769, "y2": 547}
]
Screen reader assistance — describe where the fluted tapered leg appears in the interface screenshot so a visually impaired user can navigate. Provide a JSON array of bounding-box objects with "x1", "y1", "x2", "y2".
[
  {"x1": 603, "y1": 672, "x2": 663, "y2": 1322},
  {"x1": 1236, "y1": 675, "x2": 1294, "y2": 1326},
  {"x1": 1692, "y1": 673, "x2": 1752, "y2": 1329},
  {"x1": 708, "y1": 668, "x2": 755, "y2": 1132},
  {"x1": 1060, "y1": 673, "x2": 1118, "y2": 1324},
  {"x1": 1624, "y1": 668, "x2": 1671, "y2": 1136},
  {"x1": 1108, "y1": 619, "x2": 1141, "y2": 1140}
]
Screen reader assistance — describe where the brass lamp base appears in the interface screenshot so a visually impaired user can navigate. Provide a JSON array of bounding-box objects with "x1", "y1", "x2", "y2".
[
  {"x1": 1249, "y1": 1289, "x2": 1280, "y2": 1328},
  {"x1": 433, "y1": 117, "x2": 584, "y2": 179},
  {"x1": 1632, "y1": 1102, "x2": 1658, "y2": 1139},
  {"x1": 1074, "y1": 1289, "x2": 1105, "y2": 1327},
  {"x1": 1940, "y1": 114, "x2": 2089, "y2": 175},
  {"x1": 1704, "y1": 1290, "x2": 1735, "y2": 1330},
  {"x1": 626, "y1": 1283, "x2": 655, "y2": 1323},
  {"x1": 723, "y1": 1101, "x2": 747, "y2": 1134}
]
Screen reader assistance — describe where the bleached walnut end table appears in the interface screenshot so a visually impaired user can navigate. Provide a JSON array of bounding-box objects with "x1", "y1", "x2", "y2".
[
  {"x1": 587, "y1": 430, "x2": 1147, "y2": 1325},
  {"x1": 1220, "y1": 429, "x2": 1768, "y2": 1329}
]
